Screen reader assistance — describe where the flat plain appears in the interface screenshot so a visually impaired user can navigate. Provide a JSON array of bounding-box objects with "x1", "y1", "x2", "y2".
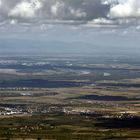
[{"x1": 0, "y1": 55, "x2": 139, "y2": 140}]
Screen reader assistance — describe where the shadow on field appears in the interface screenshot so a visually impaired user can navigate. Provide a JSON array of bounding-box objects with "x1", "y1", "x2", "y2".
[{"x1": 96, "y1": 116, "x2": 140, "y2": 129}]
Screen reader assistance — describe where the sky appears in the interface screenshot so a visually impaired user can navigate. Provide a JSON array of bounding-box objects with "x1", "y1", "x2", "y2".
[{"x1": 0, "y1": 0, "x2": 140, "y2": 53}]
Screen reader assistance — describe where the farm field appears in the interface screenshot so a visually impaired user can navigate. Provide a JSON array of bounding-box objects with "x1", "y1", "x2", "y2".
[{"x1": 0, "y1": 55, "x2": 139, "y2": 139}]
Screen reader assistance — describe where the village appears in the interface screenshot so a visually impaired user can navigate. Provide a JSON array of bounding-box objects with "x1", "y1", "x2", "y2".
[{"x1": 0, "y1": 103, "x2": 138, "y2": 121}]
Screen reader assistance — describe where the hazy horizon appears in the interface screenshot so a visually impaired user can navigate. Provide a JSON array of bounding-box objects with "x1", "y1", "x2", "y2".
[{"x1": 0, "y1": 0, "x2": 140, "y2": 56}]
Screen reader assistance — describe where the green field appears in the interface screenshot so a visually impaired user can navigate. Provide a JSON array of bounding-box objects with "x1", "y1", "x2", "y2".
[{"x1": 0, "y1": 114, "x2": 139, "y2": 140}]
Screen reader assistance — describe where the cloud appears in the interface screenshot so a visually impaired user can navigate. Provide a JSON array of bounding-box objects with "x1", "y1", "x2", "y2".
[
  {"x1": 88, "y1": 18, "x2": 115, "y2": 25},
  {"x1": 0, "y1": 0, "x2": 110, "y2": 23},
  {"x1": 51, "y1": 1, "x2": 65, "y2": 17},
  {"x1": 68, "y1": 7, "x2": 87, "y2": 18},
  {"x1": 0, "y1": 0, "x2": 139, "y2": 29},
  {"x1": 85, "y1": 18, "x2": 117, "y2": 28},
  {"x1": 109, "y1": 0, "x2": 140, "y2": 18},
  {"x1": 8, "y1": 0, "x2": 42, "y2": 19}
]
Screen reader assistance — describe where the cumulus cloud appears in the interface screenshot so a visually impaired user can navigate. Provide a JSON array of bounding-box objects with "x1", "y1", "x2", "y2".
[
  {"x1": 51, "y1": 1, "x2": 65, "y2": 17},
  {"x1": 109, "y1": 0, "x2": 140, "y2": 18},
  {"x1": 68, "y1": 7, "x2": 87, "y2": 18},
  {"x1": 8, "y1": 0, "x2": 42, "y2": 18},
  {"x1": 0, "y1": 0, "x2": 110, "y2": 23},
  {"x1": 0, "y1": 0, "x2": 139, "y2": 29}
]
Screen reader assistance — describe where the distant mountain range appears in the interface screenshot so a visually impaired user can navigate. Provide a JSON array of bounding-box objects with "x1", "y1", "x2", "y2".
[{"x1": 0, "y1": 38, "x2": 139, "y2": 56}]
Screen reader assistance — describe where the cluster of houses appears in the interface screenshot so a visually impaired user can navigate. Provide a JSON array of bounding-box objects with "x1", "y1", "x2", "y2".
[{"x1": 0, "y1": 104, "x2": 138, "y2": 120}]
